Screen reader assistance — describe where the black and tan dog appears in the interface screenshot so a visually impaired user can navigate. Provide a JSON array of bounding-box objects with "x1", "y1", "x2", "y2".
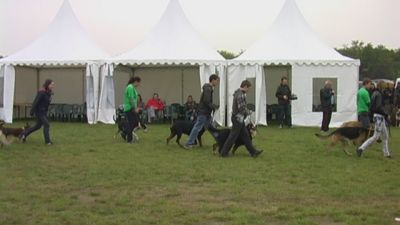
[
  {"x1": 207, "y1": 123, "x2": 257, "y2": 155},
  {"x1": 315, "y1": 121, "x2": 373, "y2": 155},
  {"x1": 166, "y1": 120, "x2": 205, "y2": 148},
  {"x1": 0, "y1": 121, "x2": 30, "y2": 147}
]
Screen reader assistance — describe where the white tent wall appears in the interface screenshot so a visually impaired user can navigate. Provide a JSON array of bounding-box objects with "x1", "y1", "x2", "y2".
[
  {"x1": 38, "y1": 68, "x2": 86, "y2": 104},
  {"x1": 15, "y1": 67, "x2": 37, "y2": 104},
  {"x1": 291, "y1": 63, "x2": 359, "y2": 127},
  {"x1": 0, "y1": 65, "x2": 15, "y2": 123},
  {"x1": 226, "y1": 64, "x2": 267, "y2": 127},
  {"x1": 86, "y1": 64, "x2": 100, "y2": 124},
  {"x1": 97, "y1": 64, "x2": 115, "y2": 124}
]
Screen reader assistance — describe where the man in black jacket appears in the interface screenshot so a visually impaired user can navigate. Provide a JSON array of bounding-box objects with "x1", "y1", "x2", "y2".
[
  {"x1": 220, "y1": 80, "x2": 263, "y2": 157},
  {"x1": 320, "y1": 80, "x2": 335, "y2": 132},
  {"x1": 275, "y1": 76, "x2": 292, "y2": 128},
  {"x1": 357, "y1": 81, "x2": 391, "y2": 158},
  {"x1": 184, "y1": 74, "x2": 219, "y2": 149}
]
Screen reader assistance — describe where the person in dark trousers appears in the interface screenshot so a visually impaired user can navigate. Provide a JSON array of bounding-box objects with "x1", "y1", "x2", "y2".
[
  {"x1": 394, "y1": 81, "x2": 400, "y2": 108},
  {"x1": 20, "y1": 79, "x2": 55, "y2": 145},
  {"x1": 320, "y1": 80, "x2": 335, "y2": 132},
  {"x1": 220, "y1": 80, "x2": 263, "y2": 158},
  {"x1": 357, "y1": 81, "x2": 391, "y2": 158},
  {"x1": 184, "y1": 74, "x2": 219, "y2": 149},
  {"x1": 275, "y1": 76, "x2": 292, "y2": 128},
  {"x1": 122, "y1": 76, "x2": 141, "y2": 143},
  {"x1": 357, "y1": 78, "x2": 372, "y2": 128}
]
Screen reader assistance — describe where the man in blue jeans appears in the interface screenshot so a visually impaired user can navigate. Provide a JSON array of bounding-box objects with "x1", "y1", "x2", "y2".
[{"x1": 184, "y1": 74, "x2": 219, "y2": 149}]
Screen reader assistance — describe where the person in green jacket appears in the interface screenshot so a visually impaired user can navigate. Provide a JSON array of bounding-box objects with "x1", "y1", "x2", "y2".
[
  {"x1": 357, "y1": 78, "x2": 372, "y2": 128},
  {"x1": 123, "y1": 76, "x2": 141, "y2": 143}
]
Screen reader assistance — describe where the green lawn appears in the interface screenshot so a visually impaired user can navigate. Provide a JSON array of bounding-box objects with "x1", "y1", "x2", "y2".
[{"x1": 0, "y1": 122, "x2": 399, "y2": 225}]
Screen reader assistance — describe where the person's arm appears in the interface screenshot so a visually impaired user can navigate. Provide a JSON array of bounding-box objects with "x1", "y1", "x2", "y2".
[
  {"x1": 30, "y1": 91, "x2": 44, "y2": 115},
  {"x1": 131, "y1": 88, "x2": 138, "y2": 110},
  {"x1": 202, "y1": 86, "x2": 215, "y2": 111},
  {"x1": 363, "y1": 90, "x2": 371, "y2": 108},
  {"x1": 275, "y1": 86, "x2": 283, "y2": 100}
]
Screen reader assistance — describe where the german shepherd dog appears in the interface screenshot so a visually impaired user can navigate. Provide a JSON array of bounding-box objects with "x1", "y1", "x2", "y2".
[
  {"x1": 0, "y1": 121, "x2": 30, "y2": 147},
  {"x1": 207, "y1": 123, "x2": 257, "y2": 155},
  {"x1": 166, "y1": 120, "x2": 205, "y2": 148},
  {"x1": 315, "y1": 121, "x2": 373, "y2": 155}
]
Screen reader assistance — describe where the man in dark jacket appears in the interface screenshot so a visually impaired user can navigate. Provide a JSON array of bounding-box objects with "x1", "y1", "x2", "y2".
[
  {"x1": 184, "y1": 74, "x2": 219, "y2": 149},
  {"x1": 275, "y1": 76, "x2": 292, "y2": 128},
  {"x1": 220, "y1": 80, "x2": 263, "y2": 157},
  {"x1": 320, "y1": 80, "x2": 335, "y2": 132},
  {"x1": 357, "y1": 81, "x2": 391, "y2": 158}
]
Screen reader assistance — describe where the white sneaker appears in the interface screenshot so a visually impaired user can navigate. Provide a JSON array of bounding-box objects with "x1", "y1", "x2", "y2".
[{"x1": 132, "y1": 132, "x2": 139, "y2": 142}]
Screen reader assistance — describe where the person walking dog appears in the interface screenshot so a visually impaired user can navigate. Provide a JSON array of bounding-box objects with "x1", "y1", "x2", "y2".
[
  {"x1": 20, "y1": 79, "x2": 55, "y2": 145},
  {"x1": 220, "y1": 80, "x2": 263, "y2": 158}
]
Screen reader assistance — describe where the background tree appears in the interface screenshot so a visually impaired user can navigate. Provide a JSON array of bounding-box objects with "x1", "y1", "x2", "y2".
[
  {"x1": 218, "y1": 50, "x2": 244, "y2": 60},
  {"x1": 337, "y1": 41, "x2": 400, "y2": 80}
]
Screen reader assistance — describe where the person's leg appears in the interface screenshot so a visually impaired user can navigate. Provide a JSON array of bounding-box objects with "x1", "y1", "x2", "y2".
[
  {"x1": 358, "y1": 113, "x2": 370, "y2": 129},
  {"x1": 124, "y1": 111, "x2": 135, "y2": 143},
  {"x1": 240, "y1": 125, "x2": 259, "y2": 156},
  {"x1": 147, "y1": 108, "x2": 155, "y2": 123},
  {"x1": 326, "y1": 107, "x2": 332, "y2": 130},
  {"x1": 285, "y1": 104, "x2": 292, "y2": 127},
  {"x1": 381, "y1": 121, "x2": 390, "y2": 157},
  {"x1": 278, "y1": 104, "x2": 284, "y2": 127},
  {"x1": 22, "y1": 115, "x2": 43, "y2": 139},
  {"x1": 186, "y1": 115, "x2": 208, "y2": 146},
  {"x1": 358, "y1": 116, "x2": 383, "y2": 154},
  {"x1": 38, "y1": 114, "x2": 51, "y2": 144},
  {"x1": 220, "y1": 118, "x2": 242, "y2": 157},
  {"x1": 321, "y1": 108, "x2": 328, "y2": 131}
]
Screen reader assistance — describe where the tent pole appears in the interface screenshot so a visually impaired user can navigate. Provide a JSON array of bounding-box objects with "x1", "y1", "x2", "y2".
[
  {"x1": 36, "y1": 68, "x2": 40, "y2": 91},
  {"x1": 82, "y1": 68, "x2": 85, "y2": 104},
  {"x1": 181, "y1": 68, "x2": 184, "y2": 104}
]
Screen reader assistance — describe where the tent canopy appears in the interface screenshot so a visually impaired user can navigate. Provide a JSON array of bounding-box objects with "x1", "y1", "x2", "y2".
[
  {"x1": 112, "y1": 0, "x2": 224, "y2": 66},
  {"x1": 234, "y1": 0, "x2": 358, "y2": 65},
  {"x1": 0, "y1": 0, "x2": 109, "y2": 66}
]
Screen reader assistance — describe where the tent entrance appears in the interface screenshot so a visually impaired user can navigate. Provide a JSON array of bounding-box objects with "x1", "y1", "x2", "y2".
[{"x1": 264, "y1": 65, "x2": 292, "y2": 123}]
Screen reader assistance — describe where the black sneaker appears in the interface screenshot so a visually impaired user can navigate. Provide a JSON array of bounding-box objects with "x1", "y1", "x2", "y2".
[
  {"x1": 356, "y1": 148, "x2": 363, "y2": 157},
  {"x1": 251, "y1": 150, "x2": 263, "y2": 158},
  {"x1": 386, "y1": 155, "x2": 392, "y2": 159}
]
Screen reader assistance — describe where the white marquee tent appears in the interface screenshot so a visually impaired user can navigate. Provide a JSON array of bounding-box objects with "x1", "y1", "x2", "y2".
[
  {"x1": 101, "y1": 0, "x2": 226, "y2": 124},
  {"x1": 0, "y1": 0, "x2": 109, "y2": 123},
  {"x1": 228, "y1": 0, "x2": 360, "y2": 127}
]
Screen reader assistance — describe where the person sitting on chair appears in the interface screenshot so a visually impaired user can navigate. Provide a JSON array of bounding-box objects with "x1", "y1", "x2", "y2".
[
  {"x1": 184, "y1": 95, "x2": 197, "y2": 121},
  {"x1": 145, "y1": 93, "x2": 165, "y2": 123}
]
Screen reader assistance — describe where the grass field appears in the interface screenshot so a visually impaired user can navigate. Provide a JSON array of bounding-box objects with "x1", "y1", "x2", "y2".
[{"x1": 0, "y1": 122, "x2": 399, "y2": 225}]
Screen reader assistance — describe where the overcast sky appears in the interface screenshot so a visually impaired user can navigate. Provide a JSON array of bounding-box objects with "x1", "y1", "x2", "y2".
[{"x1": 0, "y1": 0, "x2": 399, "y2": 56}]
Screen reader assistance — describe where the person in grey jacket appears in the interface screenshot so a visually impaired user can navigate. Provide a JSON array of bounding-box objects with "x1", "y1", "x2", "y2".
[
  {"x1": 184, "y1": 74, "x2": 219, "y2": 149},
  {"x1": 357, "y1": 81, "x2": 391, "y2": 158},
  {"x1": 220, "y1": 80, "x2": 263, "y2": 157}
]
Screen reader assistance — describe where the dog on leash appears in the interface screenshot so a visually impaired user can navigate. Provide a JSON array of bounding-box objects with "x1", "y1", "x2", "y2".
[
  {"x1": 315, "y1": 121, "x2": 373, "y2": 155},
  {"x1": 0, "y1": 121, "x2": 30, "y2": 147},
  {"x1": 207, "y1": 122, "x2": 257, "y2": 155},
  {"x1": 166, "y1": 120, "x2": 205, "y2": 148}
]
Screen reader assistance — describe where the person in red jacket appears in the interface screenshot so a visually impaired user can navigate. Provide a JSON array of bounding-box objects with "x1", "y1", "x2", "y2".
[{"x1": 145, "y1": 93, "x2": 165, "y2": 123}]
